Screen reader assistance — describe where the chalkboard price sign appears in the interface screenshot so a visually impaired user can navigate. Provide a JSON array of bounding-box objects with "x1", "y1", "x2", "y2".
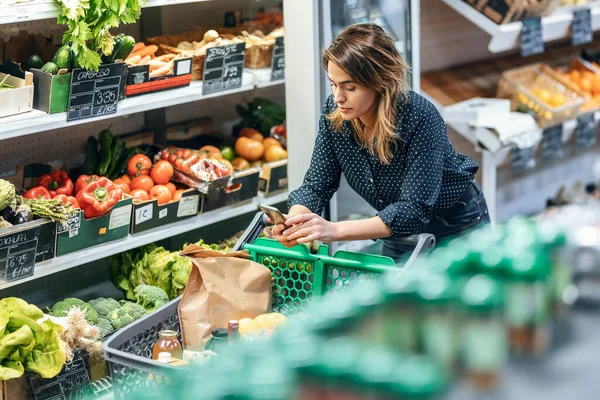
[
  {"x1": 202, "y1": 43, "x2": 246, "y2": 95},
  {"x1": 67, "y1": 63, "x2": 123, "y2": 122},
  {"x1": 0, "y1": 226, "x2": 40, "y2": 283},
  {"x1": 521, "y1": 17, "x2": 544, "y2": 57},
  {"x1": 576, "y1": 112, "x2": 597, "y2": 148},
  {"x1": 572, "y1": 8, "x2": 593, "y2": 46},
  {"x1": 271, "y1": 37, "x2": 285, "y2": 81},
  {"x1": 29, "y1": 350, "x2": 92, "y2": 400},
  {"x1": 541, "y1": 124, "x2": 564, "y2": 162},
  {"x1": 57, "y1": 211, "x2": 81, "y2": 234},
  {"x1": 511, "y1": 146, "x2": 536, "y2": 174}
]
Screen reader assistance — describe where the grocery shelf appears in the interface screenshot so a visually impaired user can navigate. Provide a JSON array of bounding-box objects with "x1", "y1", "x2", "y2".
[
  {"x1": 0, "y1": 0, "x2": 216, "y2": 25},
  {"x1": 0, "y1": 70, "x2": 283, "y2": 140},
  {"x1": 442, "y1": 0, "x2": 600, "y2": 53},
  {"x1": 0, "y1": 191, "x2": 289, "y2": 292}
]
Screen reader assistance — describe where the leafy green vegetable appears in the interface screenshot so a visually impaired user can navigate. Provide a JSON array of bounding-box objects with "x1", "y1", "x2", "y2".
[
  {"x1": 49, "y1": 298, "x2": 99, "y2": 325},
  {"x1": 96, "y1": 318, "x2": 113, "y2": 337},
  {"x1": 55, "y1": 0, "x2": 147, "y2": 71},
  {"x1": 89, "y1": 298, "x2": 121, "y2": 318},
  {"x1": 109, "y1": 302, "x2": 146, "y2": 330},
  {"x1": 134, "y1": 285, "x2": 169, "y2": 312}
]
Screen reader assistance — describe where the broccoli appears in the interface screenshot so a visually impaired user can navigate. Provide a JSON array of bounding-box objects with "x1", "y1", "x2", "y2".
[
  {"x1": 50, "y1": 298, "x2": 99, "y2": 325},
  {"x1": 134, "y1": 285, "x2": 169, "y2": 311},
  {"x1": 89, "y1": 297, "x2": 121, "y2": 318},
  {"x1": 96, "y1": 318, "x2": 114, "y2": 338},
  {"x1": 109, "y1": 302, "x2": 147, "y2": 330}
]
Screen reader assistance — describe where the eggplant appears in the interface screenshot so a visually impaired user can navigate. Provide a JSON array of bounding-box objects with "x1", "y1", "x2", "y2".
[
  {"x1": 1, "y1": 205, "x2": 16, "y2": 224},
  {"x1": 14, "y1": 209, "x2": 33, "y2": 225}
]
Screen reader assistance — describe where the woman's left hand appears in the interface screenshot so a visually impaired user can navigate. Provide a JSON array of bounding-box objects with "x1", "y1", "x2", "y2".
[{"x1": 283, "y1": 213, "x2": 338, "y2": 243}]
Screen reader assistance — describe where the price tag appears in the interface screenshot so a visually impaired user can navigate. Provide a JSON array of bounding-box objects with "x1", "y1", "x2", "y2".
[
  {"x1": 67, "y1": 63, "x2": 123, "y2": 122},
  {"x1": 271, "y1": 37, "x2": 285, "y2": 82},
  {"x1": 572, "y1": 8, "x2": 593, "y2": 46},
  {"x1": 521, "y1": 17, "x2": 544, "y2": 57},
  {"x1": 14, "y1": 6, "x2": 29, "y2": 21},
  {"x1": 541, "y1": 124, "x2": 564, "y2": 162},
  {"x1": 29, "y1": 350, "x2": 92, "y2": 400},
  {"x1": 202, "y1": 43, "x2": 246, "y2": 95},
  {"x1": 159, "y1": 209, "x2": 168, "y2": 219},
  {"x1": 511, "y1": 146, "x2": 536, "y2": 174},
  {"x1": 0, "y1": 228, "x2": 40, "y2": 283},
  {"x1": 177, "y1": 194, "x2": 199, "y2": 217},
  {"x1": 109, "y1": 204, "x2": 132, "y2": 230},
  {"x1": 57, "y1": 211, "x2": 81, "y2": 234},
  {"x1": 135, "y1": 204, "x2": 153, "y2": 225},
  {"x1": 576, "y1": 112, "x2": 597, "y2": 148}
]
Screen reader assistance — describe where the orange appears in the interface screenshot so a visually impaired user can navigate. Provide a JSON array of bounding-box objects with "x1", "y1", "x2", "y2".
[{"x1": 580, "y1": 78, "x2": 592, "y2": 93}]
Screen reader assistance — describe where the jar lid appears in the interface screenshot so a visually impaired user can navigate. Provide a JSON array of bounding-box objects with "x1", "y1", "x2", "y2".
[
  {"x1": 415, "y1": 272, "x2": 456, "y2": 304},
  {"x1": 157, "y1": 352, "x2": 171, "y2": 364},
  {"x1": 158, "y1": 330, "x2": 178, "y2": 337},
  {"x1": 461, "y1": 274, "x2": 503, "y2": 312}
]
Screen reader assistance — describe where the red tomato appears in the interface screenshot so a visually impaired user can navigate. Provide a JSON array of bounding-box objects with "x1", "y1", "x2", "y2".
[
  {"x1": 185, "y1": 154, "x2": 199, "y2": 165},
  {"x1": 127, "y1": 154, "x2": 152, "y2": 177},
  {"x1": 130, "y1": 175, "x2": 154, "y2": 193},
  {"x1": 172, "y1": 189, "x2": 185, "y2": 201},
  {"x1": 182, "y1": 149, "x2": 192, "y2": 159},
  {"x1": 180, "y1": 160, "x2": 191, "y2": 174},
  {"x1": 161, "y1": 150, "x2": 171, "y2": 160},
  {"x1": 150, "y1": 160, "x2": 174, "y2": 185},
  {"x1": 169, "y1": 154, "x2": 179, "y2": 164},
  {"x1": 165, "y1": 182, "x2": 176, "y2": 195},
  {"x1": 175, "y1": 150, "x2": 184, "y2": 157},
  {"x1": 130, "y1": 189, "x2": 150, "y2": 201},
  {"x1": 150, "y1": 185, "x2": 172, "y2": 205},
  {"x1": 113, "y1": 179, "x2": 131, "y2": 194}
]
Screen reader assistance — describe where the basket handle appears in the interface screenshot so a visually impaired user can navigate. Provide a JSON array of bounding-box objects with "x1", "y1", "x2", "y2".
[{"x1": 232, "y1": 211, "x2": 269, "y2": 251}]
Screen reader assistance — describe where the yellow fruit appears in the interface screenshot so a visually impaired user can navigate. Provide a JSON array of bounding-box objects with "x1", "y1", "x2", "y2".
[
  {"x1": 549, "y1": 93, "x2": 566, "y2": 108},
  {"x1": 253, "y1": 313, "x2": 279, "y2": 331},
  {"x1": 269, "y1": 312, "x2": 288, "y2": 328},
  {"x1": 239, "y1": 318, "x2": 262, "y2": 336}
]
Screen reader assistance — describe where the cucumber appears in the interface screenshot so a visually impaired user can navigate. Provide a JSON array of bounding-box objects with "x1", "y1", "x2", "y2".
[
  {"x1": 83, "y1": 136, "x2": 98, "y2": 175},
  {"x1": 52, "y1": 45, "x2": 72, "y2": 70},
  {"x1": 97, "y1": 130, "x2": 113, "y2": 176},
  {"x1": 113, "y1": 36, "x2": 136, "y2": 62},
  {"x1": 40, "y1": 62, "x2": 59, "y2": 75},
  {"x1": 106, "y1": 138, "x2": 125, "y2": 178},
  {"x1": 25, "y1": 55, "x2": 44, "y2": 71}
]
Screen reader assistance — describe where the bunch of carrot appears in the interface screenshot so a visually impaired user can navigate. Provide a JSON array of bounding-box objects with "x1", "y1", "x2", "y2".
[{"x1": 125, "y1": 42, "x2": 177, "y2": 78}]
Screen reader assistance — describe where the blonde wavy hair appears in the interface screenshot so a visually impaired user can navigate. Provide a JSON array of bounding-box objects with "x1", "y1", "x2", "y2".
[{"x1": 323, "y1": 23, "x2": 410, "y2": 164}]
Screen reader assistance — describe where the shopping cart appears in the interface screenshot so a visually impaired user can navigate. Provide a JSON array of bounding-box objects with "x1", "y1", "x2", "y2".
[{"x1": 103, "y1": 212, "x2": 435, "y2": 398}]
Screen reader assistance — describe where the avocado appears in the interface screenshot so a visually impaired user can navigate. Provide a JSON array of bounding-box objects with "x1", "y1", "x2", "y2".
[
  {"x1": 25, "y1": 55, "x2": 44, "y2": 71},
  {"x1": 40, "y1": 62, "x2": 59, "y2": 75}
]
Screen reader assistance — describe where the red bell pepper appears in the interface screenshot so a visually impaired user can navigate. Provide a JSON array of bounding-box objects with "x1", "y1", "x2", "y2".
[
  {"x1": 23, "y1": 186, "x2": 51, "y2": 200},
  {"x1": 38, "y1": 170, "x2": 74, "y2": 197},
  {"x1": 75, "y1": 177, "x2": 122, "y2": 219},
  {"x1": 76, "y1": 175, "x2": 100, "y2": 194},
  {"x1": 53, "y1": 194, "x2": 80, "y2": 210}
]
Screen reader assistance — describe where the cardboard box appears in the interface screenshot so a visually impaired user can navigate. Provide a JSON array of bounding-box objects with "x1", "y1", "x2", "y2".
[
  {"x1": 130, "y1": 188, "x2": 200, "y2": 234},
  {"x1": 0, "y1": 218, "x2": 56, "y2": 284},
  {"x1": 31, "y1": 68, "x2": 71, "y2": 114},
  {"x1": 125, "y1": 57, "x2": 192, "y2": 97},
  {"x1": 258, "y1": 159, "x2": 288, "y2": 195},
  {"x1": 0, "y1": 63, "x2": 33, "y2": 118},
  {"x1": 201, "y1": 167, "x2": 261, "y2": 212},
  {"x1": 55, "y1": 197, "x2": 132, "y2": 256}
]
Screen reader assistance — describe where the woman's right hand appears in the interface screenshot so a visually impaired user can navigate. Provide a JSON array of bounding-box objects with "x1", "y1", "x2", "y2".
[{"x1": 271, "y1": 220, "x2": 298, "y2": 248}]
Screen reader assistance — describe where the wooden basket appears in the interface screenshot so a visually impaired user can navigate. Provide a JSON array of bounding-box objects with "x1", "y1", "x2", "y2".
[
  {"x1": 467, "y1": 0, "x2": 528, "y2": 24},
  {"x1": 245, "y1": 44, "x2": 273, "y2": 69},
  {"x1": 552, "y1": 57, "x2": 600, "y2": 113},
  {"x1": 497, "y1": 63, "x2": 587, "y2": 128}
]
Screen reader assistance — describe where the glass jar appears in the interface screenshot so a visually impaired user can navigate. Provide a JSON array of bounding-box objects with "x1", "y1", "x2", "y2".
[
  {"x1": 506, "y1": 249, "x2": 551, "y2": 356},
  {"x1": 461, "y1": 274, "x2": 506, "y2": 390},
  {"x1": 416, "y1": 272, "x2": 458, "y2": 377},
  {"x1": 152, "y1": 330, "x2": 182, "y2": 360}
]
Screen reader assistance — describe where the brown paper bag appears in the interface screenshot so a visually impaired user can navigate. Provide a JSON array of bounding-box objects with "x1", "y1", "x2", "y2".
[{"x1": 177, "y1": 245, "x2": 272, "y2": 350}]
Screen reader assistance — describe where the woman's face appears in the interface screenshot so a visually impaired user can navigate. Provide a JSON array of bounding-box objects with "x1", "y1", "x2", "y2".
[{"x1": 328, "y1": 62, "x2": 377, "y2": 124}]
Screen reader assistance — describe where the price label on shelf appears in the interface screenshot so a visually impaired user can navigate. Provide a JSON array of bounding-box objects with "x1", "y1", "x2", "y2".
[
  {"x1": 135, "y1": 204, "x2": 153, "y2": 225},
  {"x1": 576, "y1": 112, "x2": 597, "y2": 148},
  {"x1": 521, "y1": 17, "x2": 544, "y2": 57},
  {"x1": 0, "y1": 227, "x2": 40, "y2": 283},
  {"x1": 572, "y1": 8, "x2": 593, "y2": 46},
  {"x1": 14, "y1": 6, "x2": 30, "y2": 21},
  {"x1": 271, "y1": 37, "x2": 285, "y2": 82},
  {"x1": 541, "y1": 124, "x2": 564, "y2": 163},
  {"x1": 511, "y1": 146, "x2": 536, "y2": 174},
  {"x1": 67, "y1": 63, "x2": 123, "y2": 122},
  {"x1": 202, "y1": 43, "x2": 246, "y2": 95}
]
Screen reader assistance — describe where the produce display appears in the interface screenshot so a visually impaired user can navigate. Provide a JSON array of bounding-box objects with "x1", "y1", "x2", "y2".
[
  {"x1": 125, "y1": 43, "x2": 181, "y2": 78},
  {"x1": 159, "y1": 147, "x2": 232, "y2": 187},
  {"x1": 555, "y1": 60, "x2": 600, "y2": 111}
]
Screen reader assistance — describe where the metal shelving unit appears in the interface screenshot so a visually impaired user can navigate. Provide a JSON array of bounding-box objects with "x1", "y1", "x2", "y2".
[{"x1": 442, "y1": 0, "x2": 600, "y2": 53}]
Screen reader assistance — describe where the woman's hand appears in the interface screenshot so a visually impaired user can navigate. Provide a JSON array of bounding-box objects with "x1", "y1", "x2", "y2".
[
  {"x1": 268, "y1": 215, "x2": 298, "y2": 248},
  {"x1": 283, "y1": 213, "x2": 339, "y2": 244}
]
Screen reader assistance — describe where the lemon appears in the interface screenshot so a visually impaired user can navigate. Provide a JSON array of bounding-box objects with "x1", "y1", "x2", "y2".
[
  {"x1": 239, "y1": 318, "x2": 262, "y2": 337},
  {"x1": 269, "y1": 312, "x2": 288, "y2": 328},
  {"x1": 254, "y1": 314, "x2": 276, "y2": 331}
]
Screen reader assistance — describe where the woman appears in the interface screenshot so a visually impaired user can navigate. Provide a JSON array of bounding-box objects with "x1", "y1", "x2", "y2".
[{"x1": 272, "y1": 23, "x2": 490, "y2": 260}]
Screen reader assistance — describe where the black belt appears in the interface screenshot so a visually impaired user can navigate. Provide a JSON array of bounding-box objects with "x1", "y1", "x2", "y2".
[{"x1": 436, "y1": 181, "x2": 479, "y2": 218}]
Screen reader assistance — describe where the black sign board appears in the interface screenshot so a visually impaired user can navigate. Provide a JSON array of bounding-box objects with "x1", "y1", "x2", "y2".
[
  {"x1": 0, "y1": 224, "x2": 40, "y2": 282},
  {"x1": 57, "y1": 211, "x2": 81, "y2": 234},
  {"x1": 202, "y1": 43, "x2": 245, "y2": 95},
  {"x1": 511, "y1": 146, "x2": 536, "y2": 174},
  {"x1": 576, "y1": 112, "x2": 597, "y2": 148},
  {"x1": 67, "y1": 63, "x2": 123, "y2": 122},
  {"x1": 521, "y1": 17, "x2": 544, "y2": 57},
  {"x1": 572, "y1": 8, "x2": 593, "y2": 46},
  {"x1": 29, "y1": 350, "x2": 92, "y2": 400},
  {"x1": 541, "y1": 124, "x2": 564, "y2": 162},
  {"x1": 271, "y1": 37, "x2": 285, "y2": 81}
]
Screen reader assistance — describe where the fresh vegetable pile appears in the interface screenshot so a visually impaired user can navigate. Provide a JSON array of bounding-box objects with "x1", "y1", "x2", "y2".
[
  {"x1": 159, "y1": 146, "x2": 232, "y2": 188},
  {"x1": 0, "y1": 298, "x2": 67, "y2": 380},
  {"x1": 125, "y1": 42, "x2": 183, "y2": 78}
]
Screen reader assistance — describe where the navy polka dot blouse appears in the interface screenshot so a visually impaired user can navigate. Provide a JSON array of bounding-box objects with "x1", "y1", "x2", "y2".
[{"x1": 288, "y1": 91, "x2": 479, "y2": 236}]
